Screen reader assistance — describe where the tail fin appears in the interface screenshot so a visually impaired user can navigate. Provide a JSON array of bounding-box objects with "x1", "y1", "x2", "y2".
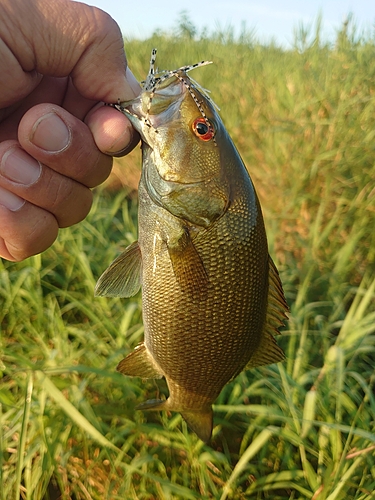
[
  {"x1": 136, "y1": 400, "x2": 213, "y2": 442},
  {"x1": 181, "y1": 409, "x2": 213, "y2": 443}
]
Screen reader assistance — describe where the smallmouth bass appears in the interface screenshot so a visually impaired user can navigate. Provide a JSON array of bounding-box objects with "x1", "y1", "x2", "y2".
[{"x1": 95, "y1": 49, "x2": 288, "y2": 443}]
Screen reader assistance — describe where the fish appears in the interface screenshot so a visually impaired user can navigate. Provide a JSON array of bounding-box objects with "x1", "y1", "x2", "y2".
[{"x1": 95, "y1": 49, "x2": 288, "y2": 443}]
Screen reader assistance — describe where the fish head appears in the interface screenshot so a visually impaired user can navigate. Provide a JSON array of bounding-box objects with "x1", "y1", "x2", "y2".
[{"x1": 117, "y1": 50, "x2": 233, "y2": 227}]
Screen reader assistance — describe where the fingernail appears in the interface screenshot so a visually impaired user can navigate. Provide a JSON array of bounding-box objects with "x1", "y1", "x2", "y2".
[
  {"x1": 124, "y1": 67, "x2": 141, "y2": 99},
  {"x1": 112, "y1": 130, "x2": 140, "y2": 157},
  {"x1": 30, "y1": 112, "x2": 71, "y2": 152},
  {"x1": 0, "y1": 186, "x2": 25, "y2": 211},
  {"x1": 1, "y1": 148, "x2": 41, "y2": 186}
]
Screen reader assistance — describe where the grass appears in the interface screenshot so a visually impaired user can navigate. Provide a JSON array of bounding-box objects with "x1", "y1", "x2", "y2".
[{"x1": 1, "y1": 16, "x2": 375, "y2": 500}]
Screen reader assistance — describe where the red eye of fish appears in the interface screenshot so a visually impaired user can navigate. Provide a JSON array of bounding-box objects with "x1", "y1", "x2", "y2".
[{"x1": 192, "y1": 118, "x2": 214, "y2": 141}]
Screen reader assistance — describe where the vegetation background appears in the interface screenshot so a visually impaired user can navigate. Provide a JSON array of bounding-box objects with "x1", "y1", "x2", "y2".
[{"x1": 1, "y1": 14, "x2": 375, "y2": 500}]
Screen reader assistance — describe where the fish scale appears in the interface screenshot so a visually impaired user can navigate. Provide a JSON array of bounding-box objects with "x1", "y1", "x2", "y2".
[{"x1": 95, "y1": 50, "x2": 288, "y2": 442}]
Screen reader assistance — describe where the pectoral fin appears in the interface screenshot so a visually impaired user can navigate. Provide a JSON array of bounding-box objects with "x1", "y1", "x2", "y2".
[
  {"x1": 95, "y1": 241, "x2": 142, "y2": 297},
  {"x1": 117, "y1": 342, "x2": 163, "y2": 379},
  {"x1": 167, "y1": 229, "x2": 208, "y2": 298},
  {"x1": 246, "y1": 256, "x2": 289, "y2": 369}
]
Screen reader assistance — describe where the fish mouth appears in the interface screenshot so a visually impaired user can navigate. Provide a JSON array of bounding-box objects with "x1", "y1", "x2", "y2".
[
  {"x1": 122, "y1": 78, "x2": 187, "y2": 130},
  {"x1": 115, "y1": 49, "x2": 215, "y2": 137}
]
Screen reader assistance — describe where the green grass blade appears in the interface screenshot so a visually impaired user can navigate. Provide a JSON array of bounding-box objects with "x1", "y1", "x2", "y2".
[
  {"x1": 14, "y1": 373, "x2": 33, "y2": 500},
  {"x1": 0, "y1": 402, "x2": 4, "y2": 500},
  {"x1": 35, "y1": 371, "x2": 119, "y2": 452},
  {"x1": 220, "y1": 427, "x2": 276, "y2": 500}
]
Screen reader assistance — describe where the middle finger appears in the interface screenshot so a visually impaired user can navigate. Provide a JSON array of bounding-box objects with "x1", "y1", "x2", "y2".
[{"x1": 0, "y1": 141, "x2": 93, "y2": 227}]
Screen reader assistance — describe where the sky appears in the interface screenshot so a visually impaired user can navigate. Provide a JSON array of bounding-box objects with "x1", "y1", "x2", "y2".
[{"x1": 79, "y1": 0, "x2": 375, "y2": 47}]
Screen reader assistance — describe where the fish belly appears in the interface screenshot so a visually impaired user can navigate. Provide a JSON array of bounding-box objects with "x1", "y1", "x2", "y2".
[{"x1": 138, "y1": 176, "x2": 269, "y2": 411}]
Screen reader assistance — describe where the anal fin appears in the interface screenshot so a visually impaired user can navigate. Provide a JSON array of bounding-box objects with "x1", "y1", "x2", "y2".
[
  {"x1": 117, "y1": 342, "x2": 163, "y2": 379},
  {"x1": 95, "y1": 241, "x2": 142, "y2": 298}
]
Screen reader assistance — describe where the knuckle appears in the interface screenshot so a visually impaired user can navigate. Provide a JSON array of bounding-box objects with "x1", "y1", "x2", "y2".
[
  {"x1": 45, "y1": 175, "x2": 93, "y2": 227},
  {"x1": 3, "y1": 208, "x2": 58, "y2": 261},
  {"x1": 77, "y1": 147, "x2": 112, "y2": 187}
]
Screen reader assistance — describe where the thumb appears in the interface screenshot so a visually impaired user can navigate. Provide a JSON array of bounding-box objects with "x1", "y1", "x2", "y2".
[{"x1": 0, "y1": 0, "x2": 139, "y2": 104}]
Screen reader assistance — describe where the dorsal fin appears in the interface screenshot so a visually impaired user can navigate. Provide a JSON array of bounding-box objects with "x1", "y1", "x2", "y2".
[
  {"x1": 266, "y1": 256, "x2": 289, "y2": 333},
  {"x1": 246, "y1": 256, "x2": 289, "y2": 369}
]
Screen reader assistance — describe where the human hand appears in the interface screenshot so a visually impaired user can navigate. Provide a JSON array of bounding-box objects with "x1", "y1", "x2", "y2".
[{"x1": 0, "y1": 0, "x2": 140, "y2": 261}]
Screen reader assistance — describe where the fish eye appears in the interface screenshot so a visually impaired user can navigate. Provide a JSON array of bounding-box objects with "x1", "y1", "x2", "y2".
[{"x1": 192, "y1": 117, "x2": 215, "y2": 141}]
